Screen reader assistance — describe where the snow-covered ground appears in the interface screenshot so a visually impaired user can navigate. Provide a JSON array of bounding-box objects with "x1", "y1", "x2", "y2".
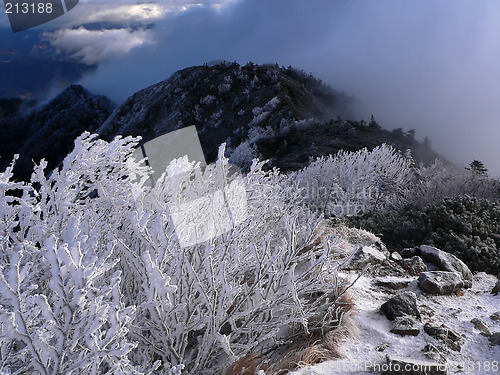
[{"x1": 289, "y1": 271, "x2": 500, "y2": 374}]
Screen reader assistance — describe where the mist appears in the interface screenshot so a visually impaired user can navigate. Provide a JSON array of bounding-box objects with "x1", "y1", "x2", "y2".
[{"x1": 68, "y1": 0, "x2": 500, "y2": 176}]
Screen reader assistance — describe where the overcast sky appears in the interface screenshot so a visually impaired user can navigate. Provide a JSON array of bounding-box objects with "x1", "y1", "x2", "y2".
[{"x1": 1, "y1": 0, "x2": 499, "y2": 176}]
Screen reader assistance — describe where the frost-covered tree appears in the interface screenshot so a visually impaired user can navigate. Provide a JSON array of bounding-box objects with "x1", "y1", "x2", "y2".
[
  {"x1": 0, "y1": 134, "x2": 148, "y2": 374},
  {"x1": 0, "y1": 132, "x2": 346, "y2": 374},
  {"x1": 113, "y1": 145, "x2": 344, "y2": 373},
  {"x1": 412, "y1": 159, "x2": 499, "y2": 206},
  {"x1": 291, "y1": 144, "x2": 414, "y2": 217}
]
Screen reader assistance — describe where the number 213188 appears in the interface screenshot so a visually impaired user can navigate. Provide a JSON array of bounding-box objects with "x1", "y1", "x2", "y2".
[{"x1": 5, "y1": 3, "x2": 53, "y2": 14}]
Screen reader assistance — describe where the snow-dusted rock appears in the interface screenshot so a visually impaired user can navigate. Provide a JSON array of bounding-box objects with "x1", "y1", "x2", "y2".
[
  {"x1": 419, "y1": 245, "x2": 473, "y2": 288},
  {"x1": 490, "y1": 311, "x2": 500, "y2": 321},
  {"x1": 342, "y1": 245, "x2": 387, "y2": 270},
  {"x1": 390, "y1": 315, "x2": 420, "y2": 336},
  {"x1": 489, "y1": 332, "x2": 500, "y2": 346},
  {"x1": 418, "y1": 271, "x2": 464, "y2": 295},
  {"x1": 376, "y1": 277, "x2": 411, "y2": 290},
  {"x1": 471, "y1": 318, "x2": 491, "y2": 337},
  {"x1": 401, "y1": 256, "x2": 428, "y2": 276},
  {"x1": 491, "y1": 280, "x2": 500, "y2": 295},
  {"x1": 383, "y1": 355, "x2": 446, "y2": 375},
  {"x1": 389, "y1": 252, "x2": 403, "y2": 261},
  {"x1": 380, "y1": 291, "x2": 421, "y2": 321},
  {"x1": 423, "y1": 323, "x2": 463, "y2": 351},
  {"x1": 400, "y1": 247, "x2": 418, "y2": 259}
]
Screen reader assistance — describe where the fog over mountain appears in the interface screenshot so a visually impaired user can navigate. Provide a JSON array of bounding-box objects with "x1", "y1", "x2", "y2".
[{"x1": 1, "y1": 0, "x2": 499, "y2": 175}]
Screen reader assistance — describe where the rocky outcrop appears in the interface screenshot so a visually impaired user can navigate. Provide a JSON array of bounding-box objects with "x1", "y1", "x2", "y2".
[
  {"x1": 380, "y1": 292, "x2": 421, "y2": 321},
  {"x1": 418, "y1": 271, "x2": 464, "y2": 295},
  {"x1": 491, "y1": 280, "x2": 500, "y2": 295},
  {"x1": 418, "y1": 245, "x2": 473, "y2": 288},
  {"x1": 423, "y1": 323, "x2": 463, "y2": 352},
  {"x1": 401, "y1": 256, "x2": 428, "y2": 276},
  {"x1": 342, "y1": 246, "x2": 387, "y2": 270},
  {"x1": 390, "y1": 316, "x2": 420, "y2": 336}
]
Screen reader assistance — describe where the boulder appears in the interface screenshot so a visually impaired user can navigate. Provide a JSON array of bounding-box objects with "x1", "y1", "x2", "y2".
[
  {"x1": 376, "y1": 277, "x2": 411, "y2": 291},
  {"x1": 389, "y1": 252, "x2": 403, "y2": 262},
  {"x1": 418, "y1": 271, "x2": 464, "y2": 295},
  {"x1": 400, "y1": 247, "x2": 418, "y2": 259},
  {"x1": 383, "y1": 355, "x2": 446, "y2": 375},
  {"x1": 342, "y1": 245, "x2": 386, "y2": 270},
  {"x1": 419, "y1": 245, "x2": 473, "y2": 288},
  {"x1": 490, "y1": 311, "x2": 500, "y2": 321},
  {"x1": 381, "y1": 291, "x2": 421, "y2": 321},
  {"x1": 491, "y1": 280, "x2": 500, "y2": 295},
  {"x1": 424, "y1": 323, "x2": 463, "y2": 352},
  {"x1": 421, "y1": 344, "x2": 445, "y2": 363},
  {"x1": 489, "y1": 332, "x2": 500, "y2": 346},
  {"x1": 390, "y1": 315, "x2": 420, "y2": 336},
  {"x1": 471, "y1": 318, "x2": 491, "y2": 337},
  {"x1": 401, "y1": 256, "x2": 428, "y2": 276}
]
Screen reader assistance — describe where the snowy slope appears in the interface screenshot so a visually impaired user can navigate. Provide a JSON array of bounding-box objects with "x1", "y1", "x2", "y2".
[{"x1": 289, "y1": 272, "x2": 500, "y2": 374}]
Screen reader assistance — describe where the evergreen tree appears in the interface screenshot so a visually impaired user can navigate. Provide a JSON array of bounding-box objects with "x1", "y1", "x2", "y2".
[{"x1": 467, "y1": 160, "x2": 488, "y2": 177}]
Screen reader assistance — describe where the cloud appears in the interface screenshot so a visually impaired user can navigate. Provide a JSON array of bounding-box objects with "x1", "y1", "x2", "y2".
[
  {"x1": 74, "y1": 0, "x2": 500, "y2": 176},
  {"x1": 53, "y1": 2, "x2": 180, "y2": 27},
  {"x1": 44, "y1": 27, "x2": 153, "y2": 64},
  {"x1": 48, "y1": 0, "x2": 240, "y2": 28},
  {"x1": 41, "y1": 1, "x2": 242, "y2": 71}
]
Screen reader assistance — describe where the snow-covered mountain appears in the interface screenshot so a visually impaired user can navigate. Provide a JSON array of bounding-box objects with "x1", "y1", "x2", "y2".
[
  {"x1": 1, "y1": 62, "x2": 444, "y2": 181},
  {"x1": 98, "y1": 62, "x2": 443, "y2": 171},
  {"x1": 0, "y1": 85, "x2": 114, "y2": 181},
  {"x1": 97, "y1": 62, "x2": 353, "y2": 162}
]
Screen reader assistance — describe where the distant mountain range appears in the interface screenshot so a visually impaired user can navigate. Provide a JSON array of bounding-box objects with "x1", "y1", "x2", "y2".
[
  {"x1": 0, "y1": 62, "x2": 442, "y2": 181},
  {"x1": 0, "y1": 27, "x2": 96, "y2": 100},
  {"x1": 0, "y1": 85, "x2": 113, "y2": 180},
  {"x1": 0, "y1": 56, "x2": 96, "y2": 100}
]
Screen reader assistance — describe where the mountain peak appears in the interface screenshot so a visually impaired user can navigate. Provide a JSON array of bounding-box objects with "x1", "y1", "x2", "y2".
[{"x1": 98, "y1": 62, "x2": 356, "y2": 162}]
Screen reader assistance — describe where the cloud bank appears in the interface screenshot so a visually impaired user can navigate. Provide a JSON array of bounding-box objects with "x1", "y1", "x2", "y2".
[
  {"x1": 44, "y1": 27, "x2": 152, "y2": 64},
  {"x1": 45, "y1": 0, "x2": 500, "y2": 176}
]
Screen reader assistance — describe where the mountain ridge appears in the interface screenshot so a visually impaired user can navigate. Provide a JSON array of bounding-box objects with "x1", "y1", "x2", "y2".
[
  {"x1": 0, "y1": 85, "x2": 114, "y2": 181},
  {"x1": 2, "y1": 62, "x2": 443, "y2": 180}
]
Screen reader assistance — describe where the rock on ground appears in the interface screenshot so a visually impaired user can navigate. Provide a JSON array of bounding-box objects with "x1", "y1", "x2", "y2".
[
  {"x1": 401, "y1": 256, "x2": 428, "y2": 276},
  {"x1": 418, "y1": 271, "x2": 464, "y2": 295},
  {"x1": 383, "y1": 355, "x2": 446, "y2": 375},
  {"x1": 380, "y1": 291, "x2": 421, "y2": 321},
  {"x1": 491, "y1": 280, "x2": 500, "y2": 295},
  {"x1": 419, "y1": 245, "x2": 473, "y2": 288},
  {"x1": 342, "y1": 245, "x2": 387, "y2": 270},
  {"x1": 376, "y1": 277, "x2": 411, "y2": 291},
  {"x1": 489, "y1": 332, "x2": 500, "y2": 346},
  {"x1": 390, "y1": 315, "x2": 420, "y2": 336}
]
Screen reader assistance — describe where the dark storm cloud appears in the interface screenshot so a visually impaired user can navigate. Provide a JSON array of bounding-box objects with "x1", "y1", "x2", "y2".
[{"x1": 75, "y1": 0, "x2": 500, "y2": 176}]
